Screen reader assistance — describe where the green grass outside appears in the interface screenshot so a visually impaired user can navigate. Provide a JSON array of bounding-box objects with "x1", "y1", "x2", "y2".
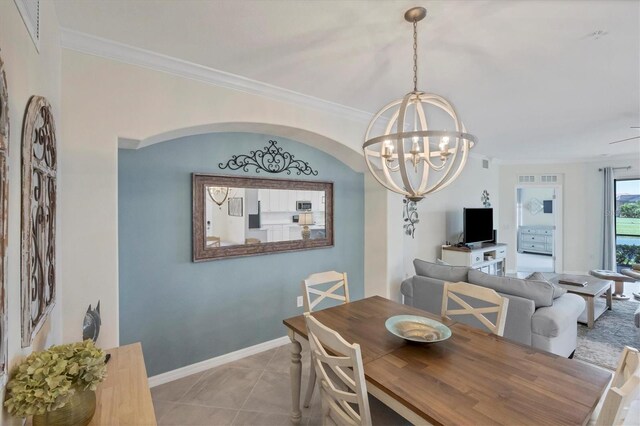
[{"x1": 616, "y1": 217, "x2": 640, "y2": 236}]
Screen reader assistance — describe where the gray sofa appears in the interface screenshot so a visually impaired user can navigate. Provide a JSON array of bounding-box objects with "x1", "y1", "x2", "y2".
[{"x1": 401, "y1": 259, "x2": 585, "y2": 357}]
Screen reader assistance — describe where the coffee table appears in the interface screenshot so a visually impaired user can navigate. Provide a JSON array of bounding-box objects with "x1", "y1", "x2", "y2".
[
  {"x1": 549, "y1": 274, "x2": 613, "y2": 328},
  {"x1": 590, "y1": 269, "x2": 635, "y2": 300}
]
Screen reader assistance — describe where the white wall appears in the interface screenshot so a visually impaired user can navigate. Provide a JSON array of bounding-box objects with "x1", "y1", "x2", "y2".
[
  {"x1": 206, "y1": 190, "x2": 247, "y2": 244},
  {"x1": 519, "y1": 187, "x2": 556, "y2": 227},
  {"x1": 405, "y1": 157, "x2": 500, "y2": 276},
  {"x1": 0, "y1": 1, "x2": 62, "y2": 424},
  {"x1": 499, "y1": 156, "x2": 640, "y2": 274},
  {"x1": 59, "y1": 49, "x2": 373, "y2": 348},
  {"x1": 223, "y1": 189, "x2": 245, "y2": 244},
  {"x1": 364, "y1": 174, "x2": 389, "y2": 298}
]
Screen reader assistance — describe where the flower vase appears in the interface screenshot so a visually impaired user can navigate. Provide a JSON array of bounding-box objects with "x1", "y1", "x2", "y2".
[{"x1": 33, "y1": 389, "x2": 96, "y2": 426}]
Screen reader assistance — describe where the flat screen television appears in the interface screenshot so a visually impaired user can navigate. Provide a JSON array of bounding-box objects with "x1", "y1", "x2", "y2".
[{"x1": 463, "y1": 208, "x2": 493, "y2": 244}]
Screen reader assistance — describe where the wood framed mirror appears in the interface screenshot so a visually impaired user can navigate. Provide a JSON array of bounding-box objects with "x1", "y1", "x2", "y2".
[{"x1": 193, "y1": 174, "x2": 334, "y2": 261}]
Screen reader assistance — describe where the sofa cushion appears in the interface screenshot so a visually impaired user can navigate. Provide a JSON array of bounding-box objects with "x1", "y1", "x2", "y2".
[
  {"x1": 531, "y1": 293, "x2": 585, "y2": 337},
  {"x1": 468, "y1": 269, "x2": 554, "y2": 308},
  {"x1": 526, "y1": 272, "x2": 567, "y2": 299},
  {"x1": 400, "y1": 278, "x2": 413, "y2": 298},
  {"x1": 413, "y1": 259, "x2": 468, "y2": 282},
  {"x1": 410, "y1": 276, "x2": 446, "y2": 316}
]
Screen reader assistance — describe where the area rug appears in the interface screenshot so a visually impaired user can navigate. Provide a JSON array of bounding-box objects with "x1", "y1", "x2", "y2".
[{"x1": 574, "y1": 298, "x2": 640, "y2": 370}]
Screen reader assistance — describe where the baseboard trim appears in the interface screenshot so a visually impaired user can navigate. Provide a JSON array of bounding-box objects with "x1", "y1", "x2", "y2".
[
  {"x1": 509, "y1": 269, "x2": 589, "y2": 276},
  {"x1": 148, "y1": 336, "x2": 290, "y2": 388}
]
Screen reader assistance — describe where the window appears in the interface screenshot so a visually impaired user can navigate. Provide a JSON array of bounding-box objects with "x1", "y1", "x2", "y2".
[{"x1": 614, "y1": 178, "x2": 640, "y2": 271}]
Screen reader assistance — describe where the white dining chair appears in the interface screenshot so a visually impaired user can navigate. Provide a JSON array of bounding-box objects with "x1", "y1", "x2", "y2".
[
  {"x1": 441, "y1": 281, "x2": 509, "y2": 337},
  {"x1": 304, "y1": 313, "x2": 371, "y2": 426},
  {"x1": 302, "y1": 271, "x2": 350, "y2": 313},
  {"x1": 301, "y1": 271, "x2": 350, "y2": 407},
  {"x1": 206, "y1": 236, "x2": 221, "y2": 247},
  {"x1": 589, "y1": 346, "x2": 640, "y2": 426}
]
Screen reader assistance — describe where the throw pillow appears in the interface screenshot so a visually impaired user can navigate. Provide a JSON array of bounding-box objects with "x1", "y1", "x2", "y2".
[
  {"x1": 526, "y1": 272, "x2": 567, "y2": 299},
  {"x1": 413, "y1": 259, "x2": 469, "y2": 282},
  {"x1": 468, "y1": 269, "x2": 554, "y2": 308}
]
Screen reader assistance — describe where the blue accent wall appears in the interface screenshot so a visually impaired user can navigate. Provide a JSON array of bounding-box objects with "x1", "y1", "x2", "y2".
[{"x1": 118, "y1": 133, "x2": 364, "y2": 376}]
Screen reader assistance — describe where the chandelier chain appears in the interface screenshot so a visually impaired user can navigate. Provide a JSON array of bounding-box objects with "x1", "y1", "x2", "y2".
[{"x1": 412, "y1": 19, "x2": 418, "y2": 92}]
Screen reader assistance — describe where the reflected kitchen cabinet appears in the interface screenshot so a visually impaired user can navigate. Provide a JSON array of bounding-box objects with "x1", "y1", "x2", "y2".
[
  {"x1": 258, "y1": 189, "x2": 270, "y2": 212},
  {"x1": 289, "y1": 225, "x2": 302, "y2": 241}
]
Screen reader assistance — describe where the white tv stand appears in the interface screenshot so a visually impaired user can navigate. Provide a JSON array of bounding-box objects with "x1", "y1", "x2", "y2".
[{"x1": 441, "y1": 243, "x2": 507, "y2": 276}]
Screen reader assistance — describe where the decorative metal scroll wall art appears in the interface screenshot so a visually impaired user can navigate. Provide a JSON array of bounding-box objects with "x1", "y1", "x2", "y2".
[
  {"x1": 20, "y1": 96, "x2": 57, "y2": 347},
  {"x1": 481, "y1": 190, "x2": 491, "y2": 208},
  {"x1": 219, "y1": 140, "x2": 318, "y2": 176},
  {"x1": 0, "y1": 53, "x2": 9, "y2": 374},
  {"x1": 403, "y1": 199, "x2": 419, "y2": 238}
]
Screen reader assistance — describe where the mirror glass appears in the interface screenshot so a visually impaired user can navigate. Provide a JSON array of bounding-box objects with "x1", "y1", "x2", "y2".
[
  {"x1": 204, "y1": 187, "x2": 326, "y2": 247},
  {"x1": 192, "y1": 174, "x2": 333, "y2": 261}
]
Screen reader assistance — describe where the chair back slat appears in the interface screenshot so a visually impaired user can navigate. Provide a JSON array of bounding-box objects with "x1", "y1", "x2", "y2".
[
  {"x1": 305, "y1": 313, "x2": 371, "y2": 426},
  {"x1": 302, "y1": 271, "x2": 350, "y2": 313},
  {"x1": 596, "y1": 346, "x2": 640, "y2": 426},
  {"x1": 206, "y1": 236, "x2": 221, "y2": 247},
  {"x1": 441, "y1": 281, "x2": 509, "y2": 336}
]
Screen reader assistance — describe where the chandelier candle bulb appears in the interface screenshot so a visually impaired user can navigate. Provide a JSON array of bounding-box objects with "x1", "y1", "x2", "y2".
[
  {"x1": 411, "y1": 138, "x2": 420, "y2": 155},
  {"x1": 362, "y1": 7, "x2": 476, "y2": 203}
]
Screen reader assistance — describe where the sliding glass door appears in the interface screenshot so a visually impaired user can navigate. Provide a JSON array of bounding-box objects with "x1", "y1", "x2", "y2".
[{"x1": 615, "y1": 178, "x2": 640, "y2": 271}]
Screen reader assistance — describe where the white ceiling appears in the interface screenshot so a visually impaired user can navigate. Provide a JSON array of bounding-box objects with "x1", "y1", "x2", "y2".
[{"x1": 53, "y1": 0, "x2": 640, "y2": 162}]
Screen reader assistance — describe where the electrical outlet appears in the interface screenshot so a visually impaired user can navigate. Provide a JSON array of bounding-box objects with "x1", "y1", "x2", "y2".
[{"x1": 296, "y1": 296, "x2": 303, "y2": 308}]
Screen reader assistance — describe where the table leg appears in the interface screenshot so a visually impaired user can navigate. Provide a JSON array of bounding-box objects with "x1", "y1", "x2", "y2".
[
  {"x1": 606, "y1": 286, "x2": 612, "y2": 310},
  {"x1": 612, "y1": 280, "x2": 630, "y2": 300},
  {"x1": 289, "y1": 334, "x2": 303, "y2": 425},
  {"x1": 586, "y1": 296, "x2": 594, "y2": 329}
]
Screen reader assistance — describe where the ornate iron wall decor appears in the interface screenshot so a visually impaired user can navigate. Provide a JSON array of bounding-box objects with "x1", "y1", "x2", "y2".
[
  {"x1": 403, "y1": 198, "x2": 419, "y2": 238},
  {"x1": 219, "y1": 140, "x2": 318, "y2": 176},
  {"x1": 0, "y1": 53, "x2": 9, "y2": 374},
  {"x1": 21, "y1": 96, "x2": 57, "y2": 347},
  {"x1": 481, "y1": 189, "x2": 491, "y2": 208}
]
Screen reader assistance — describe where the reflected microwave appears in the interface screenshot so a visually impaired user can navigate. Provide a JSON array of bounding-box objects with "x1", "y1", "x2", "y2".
[{"x1": 296, "y1": 201, "x2": 312, "y2": 211}]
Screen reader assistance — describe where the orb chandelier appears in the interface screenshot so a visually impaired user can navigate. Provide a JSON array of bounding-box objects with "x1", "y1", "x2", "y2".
[{"x1": 363, "y1": 7, "x2": 477, "y2": 202}]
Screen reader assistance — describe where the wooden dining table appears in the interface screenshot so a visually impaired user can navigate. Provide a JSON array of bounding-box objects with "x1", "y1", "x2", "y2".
[{"x1": 283, "y1": 296, "x2": 611, "y2": 426}]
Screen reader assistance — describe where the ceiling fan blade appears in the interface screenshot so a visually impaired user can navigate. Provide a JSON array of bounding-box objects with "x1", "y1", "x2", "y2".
[{"x1": 609, "y1": 136, "x2": 640, "y2": 144}]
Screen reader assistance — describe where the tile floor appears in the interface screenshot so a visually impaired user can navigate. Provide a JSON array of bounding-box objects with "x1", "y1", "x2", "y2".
[
  {"x1": 516, "y1": 252, "x2": 554, "y2": 273},
  {"x1": 151, "y1": 344, "x2": 322, "y2": 426},
  {"x1": 150, "y1": 312, "x2": 640, "y2": 425}
]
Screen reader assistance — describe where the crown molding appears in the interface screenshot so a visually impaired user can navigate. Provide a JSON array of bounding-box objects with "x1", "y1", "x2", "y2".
[
  {"x1": 495, "y1": 152, "x2": 639, "y2": 166},
  {"x1": 60, "y1": 28, "x2": 374, "y2": 123}
]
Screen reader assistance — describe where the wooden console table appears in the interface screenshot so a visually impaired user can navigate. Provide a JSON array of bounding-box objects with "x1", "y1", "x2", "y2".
[
  {"x1": 442, "y1": 243, "x2": 507, "y2": 275},
  {"x1": 90, "y1": 342, "x2": 156, "y2": 425}
]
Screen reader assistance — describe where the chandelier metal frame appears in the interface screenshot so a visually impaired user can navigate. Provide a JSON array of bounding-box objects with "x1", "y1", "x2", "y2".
[{"x1": 362, "y1": 7, "x2": 477, "y2": 202}]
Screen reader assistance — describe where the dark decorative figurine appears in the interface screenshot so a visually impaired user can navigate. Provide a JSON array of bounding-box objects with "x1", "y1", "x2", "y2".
[{"x1": 82, "y1": 301, "x2": 101, "y2": 342}]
